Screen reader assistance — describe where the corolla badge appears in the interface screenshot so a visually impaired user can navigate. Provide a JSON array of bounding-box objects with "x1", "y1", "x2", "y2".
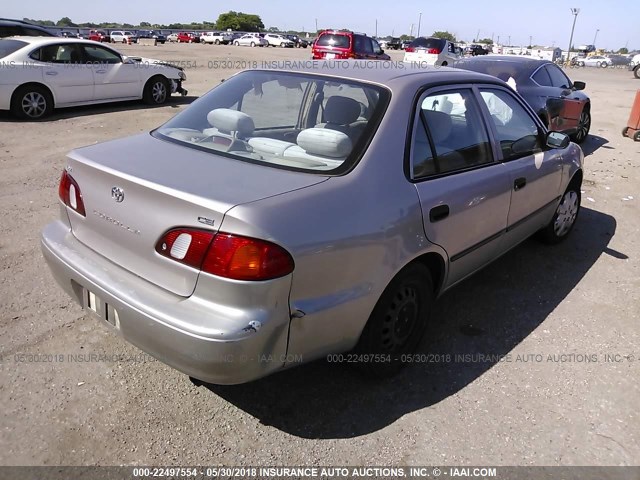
[{"x1": 111, "y1": 186, "x2": 125, "y2": 203}]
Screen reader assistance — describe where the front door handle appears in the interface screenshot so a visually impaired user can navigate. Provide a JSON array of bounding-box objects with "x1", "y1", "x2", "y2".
[
  {"x1": 45, "y1": 71, "x2": 58, "y2": 76},
  {"x1": 514, "y1": 177, "x2": 527, "y2": 191},
  {"x1": 429, "y1": 204, "x2": 450, "y2": 223}
]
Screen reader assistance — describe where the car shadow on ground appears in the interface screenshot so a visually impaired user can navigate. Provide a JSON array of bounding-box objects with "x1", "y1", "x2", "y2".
[
  {"x1": 0, "y1": 96, "x2": 197, "y2": 123},
  {"x1": 581, "y1": 134, "x2": 610, "y2": 156},
  {"x1": 202, "y1": 207, "x2": 621, "y2": 439}
]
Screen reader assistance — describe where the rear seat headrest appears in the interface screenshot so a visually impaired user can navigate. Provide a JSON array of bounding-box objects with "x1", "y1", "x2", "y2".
[
  {"x1": 207, "y1": 108, "x2": 255, "y2": 136},
  {"x1": 422, "y1": 109, "x2": 453, "y2": 143},
  {"x1": 297, "y1": 128, "x2": 353, "y2": 158},
  {"x1": 325, "y1": 96, "x2": 361, "y2": 125}
]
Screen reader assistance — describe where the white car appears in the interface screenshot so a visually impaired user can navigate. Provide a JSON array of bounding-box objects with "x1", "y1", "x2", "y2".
[
  {"x1": 109, "y1": 30, "x2": 137, "y2": 44},
  {"x1": 263, "y1": 33, "x2": 294, "y2": 48},
  {"x1": 630, "y1": 54, "x2": 640, "y2": 66},
  {"x1": 578, "y1": 55, "x2": 613, "y2": 68},
  {"x1": 0, "y1": 37, "x2": 187, "y2": 119},
  {"x1": 167, "y1": 33, "x2": 179, "y2": 43},
  {"x1": 233, "y1": 34, "x2": 268, "y2": 47},
  {"x1": 200, "y1": 31, "x2": 233, "y2": 45},
  {"x1": 403, "y1": 37, "x2": 460, "y2": 66}
]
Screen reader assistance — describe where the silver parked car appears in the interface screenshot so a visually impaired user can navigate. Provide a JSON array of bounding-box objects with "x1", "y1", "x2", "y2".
[{"x1": 42, "y1": 65, "x2": 584, "y2": 384}]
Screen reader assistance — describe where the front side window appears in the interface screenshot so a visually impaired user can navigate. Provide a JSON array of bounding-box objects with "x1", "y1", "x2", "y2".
[
  {"x1": 480, "y1": 88, "x2": 542, "y2": 161},
  {"x1": 545, "y1": 64, "x2": 571, "y2": 89},
  {"x1": 411, "y1": 89, "x2": 493, "y2": 178},
  {"x1": 155, "y1": 71, "x2": 390, "y2": 174},
  {"x1": 82, "y1": 45, "x2": 121, "y2": 64},
  {"x1": 532, "y1": 67, "x2": 552, "y2": 86}
]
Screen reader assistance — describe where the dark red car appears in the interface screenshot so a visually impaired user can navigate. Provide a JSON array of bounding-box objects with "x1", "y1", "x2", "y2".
[
  {"x1": 177, "y1": 32, "x2": 199, "y2": 43},
  {"x1": 312, "y1": 30, "x2": 390, "y2": 60},
  {"x1": 88, "y1": 30, "x2": 108, "y2": 42}
]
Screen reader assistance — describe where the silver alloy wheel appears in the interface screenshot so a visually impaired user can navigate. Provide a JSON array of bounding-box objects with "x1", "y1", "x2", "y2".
[
  {"x1": 575, "y1": 110, "x2": 591, "y2": 142},
  {"x1": 151, "y1": 81, "x2": 167, "y2": 103},
  {"x1": 21, "y1": 91, "x2": 47, "y2": 118},
  {"x1": 554, "y1": 191, "x2": 579, "y2": 237}
]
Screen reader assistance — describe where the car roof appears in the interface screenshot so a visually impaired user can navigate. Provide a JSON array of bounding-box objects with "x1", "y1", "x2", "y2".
[
  {"x1": 0, "y1": 36, "x2": 112, "y2": 47},
  {"x1": 247, "y1": 63, "x2": 506, "y2": 93},
  {"x1": 458, "y1": 55, "x2": 549, "y2": 68}
]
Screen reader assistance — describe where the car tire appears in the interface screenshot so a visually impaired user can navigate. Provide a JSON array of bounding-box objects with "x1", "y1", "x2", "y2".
[
  {"x1": 280, "y1": 42, "x2": 286, "y2": 47},
  {"x1": 622, "y1": 126, "x2": 629, "y2": 137},
  {"x1": 234, "y1": 41, "x2": 239, "y2": 46},
  {"x1": 143, "y1": 76, "x2": 169, "y2": 105},
  {"x1": 354, "y1": 263, "x2": 433, "y2": 377},
  {"x1": 250, "y1": 41, "x2": 256, "y2": 47},
  {"x1": 634, "y1": 131, "x2": 640, "y2": 142},
  {"x1": 441, "y1": 61, "x2": 448, "y2": 66},
  {"x1": 10, "y1": 84, "x2": 53, "y2": 120},
  {"x1": 634, "y1": 67, "x2": 640, "y2": 79},
  {"x1": 538, "y1": 181, "x2": 581, "y2": 244},
  {"x1": 571, "y1": 108, "x2": 591, "y2": 144},
  {"x1": 579, "y1": 61, "x2": 585, "y2": 67},
  {"x1": 215, "y1": 39, "x2": 220, "y2": 45}
]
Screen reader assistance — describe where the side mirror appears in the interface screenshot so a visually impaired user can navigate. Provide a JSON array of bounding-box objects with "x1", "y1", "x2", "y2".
[
  {"x1": 573, "y1": 81, "x2": 586, "y2": 91},
  {"x1": 378, "y1": 48, "x2": 384, "y2": 54},
  {"x1": 546, "y1": 131, "x2": 570, "y2": 149}
]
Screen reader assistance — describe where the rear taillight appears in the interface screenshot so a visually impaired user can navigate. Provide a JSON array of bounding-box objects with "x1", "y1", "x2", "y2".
[
  {"x1": 405, "y1": 46, "x2": 415, "y2": 53},
  {"x1": 156, "y1": 229, "x2": 294, "y2": 281},
  {"x1": 58, "y1": 170, "x2": 86, "y2": 216},
  {"x1": 427, "y1": 48, "x2": 441, "y2": 54}
]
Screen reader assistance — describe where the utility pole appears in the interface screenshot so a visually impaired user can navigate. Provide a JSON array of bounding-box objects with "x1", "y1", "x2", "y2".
[
  {"x1": 593, "y1": 28, "x2": 599, "y2": 46},
  {"x1": 375, "y1": 19, "x2": 378, "y2": 38},
  {"x1": 529, "y1": 35, "x2": 532, "y2": 47},
  {"x1": 567, "y1": 8, "x2": 580, "y2": 64},
  {"x1": 410, "y1": 23, "x2": 414, "y2": 38},
  {"x1": 476, "y1": 29, "x2": 480, "y2": 42},
  {"x1": 315, "y1": 18, "x2": 318, "y2": 33},
  {"x1": 417, "y1": 12, "x2": 422, "y2": 38}
]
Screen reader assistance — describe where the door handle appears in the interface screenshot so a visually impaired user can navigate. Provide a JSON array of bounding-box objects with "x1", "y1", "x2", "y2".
[
  {"x1": 429, "y1": 204, "x2": 450, "y2": 223},
  {"x1": 45, "y1": 71, "x2": 58, "y2": 76},
  {"x1": 95, "y1": 70, "x2": 107, "y2": 74},
  {"x1": 514, "y1": 177, "x2": 527, "y2": 191}
]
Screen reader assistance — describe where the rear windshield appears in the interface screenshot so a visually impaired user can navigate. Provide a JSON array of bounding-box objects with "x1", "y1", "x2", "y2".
[
  {"x1": 0, "y1": 39, "x2": 27, "y2": 58},
  {"x1": 410, "y1": 37, "x2": 445, "y2": 49},
  {"x1": 316, "y1": 34, "x2": 350, "y2": 49},
  {"x1": 154, "y1": 70, "x2": 390, "y2": 175}
]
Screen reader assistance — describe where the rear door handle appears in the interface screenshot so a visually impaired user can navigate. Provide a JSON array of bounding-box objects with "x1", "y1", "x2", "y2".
[
  {"x1": 429, "y1": 204, "x2": 450, "y2": 223},
  {"x1": 514, "y1": 177, "x2": 527, "y2": 191},
  {"x1": 45, "y1": 71, "x2": 58, "y2": 76},
  {"x1": 95, "y1": 70, "x2": 107, "y2": 74}
]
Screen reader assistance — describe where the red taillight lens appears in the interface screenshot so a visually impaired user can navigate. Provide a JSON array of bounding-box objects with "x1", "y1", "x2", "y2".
[
  {"x1": 405, "y1": 46, "x2": 415, "y2": 52},
  {"x1": 156, "y1": 228, "x2": 215, "y2": 269},
  {"x1": 156, "y1": 229, "x2": 294, "y2": 281},
  {"x1": 427, "y1": 48, "x2": 441, "y2": 54},
  {"x1": 58, "y1": 170, "x2": 86, "y2": 216},
  {"x1": 203, "y1": 234, "x2": 294, "y2": 281}
]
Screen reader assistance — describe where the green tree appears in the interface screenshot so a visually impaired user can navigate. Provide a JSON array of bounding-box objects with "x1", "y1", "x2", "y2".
[
  {"x1": 215, "y1": 11, "x2": 264, "y2": 31},
  {"x1": 139, "y1": 21, "x2": 151, "y2": 27},
  {"x1": 432, "y1": 30, "x2": 456, "y2": 42},
  {"x1": 478, "y1": 37, "x2": 493, "y2": 44},
  {"x1": 618, "y1": 47, "x2": 629, "y2": 54},
  {"x1": 56, "y1": 16, "x2": 76, "y2": 27}
]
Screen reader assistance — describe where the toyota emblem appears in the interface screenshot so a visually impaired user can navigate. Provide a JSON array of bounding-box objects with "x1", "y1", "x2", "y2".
[{"x1": 111, "y1": 186, "x2": 125, "y2": 203}]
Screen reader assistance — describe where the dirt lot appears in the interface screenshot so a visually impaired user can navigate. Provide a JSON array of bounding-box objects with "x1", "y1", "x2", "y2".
[{"x1": 0, "y1": 44, "x2": 639, "y2": 467}]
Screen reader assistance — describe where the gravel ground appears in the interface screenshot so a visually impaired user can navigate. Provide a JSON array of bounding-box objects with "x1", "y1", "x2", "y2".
[{"x1": 0, "y1": 44, "x2": 638, "y2": 467}]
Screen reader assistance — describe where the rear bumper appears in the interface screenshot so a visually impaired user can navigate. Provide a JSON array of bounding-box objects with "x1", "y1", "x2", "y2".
[{"x1": 41, "y1": 219, "x2": 291, "y2": 385}]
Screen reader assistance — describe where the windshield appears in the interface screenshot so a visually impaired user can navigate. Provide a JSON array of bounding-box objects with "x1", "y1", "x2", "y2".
[
  {"x1": 0, "y1": 39, "x2": 27, "y2": 58},
  {"x1": 155, "y1": 70, "x2": 390, "y2": 174}
]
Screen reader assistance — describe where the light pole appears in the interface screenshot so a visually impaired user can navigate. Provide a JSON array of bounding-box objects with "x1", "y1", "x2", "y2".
[
  {"x1": 417, "y1": 12, "x2": 422, "y2": 38},
  {"x1": 567, "y1": 8, "x2": 580, "y2": 64},
  {"x1": 593, "y1": 28, "x2": 599, "y2": 46}
]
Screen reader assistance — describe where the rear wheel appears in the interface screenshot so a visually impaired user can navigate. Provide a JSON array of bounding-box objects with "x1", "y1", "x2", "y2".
[
  {"x1": 234, "y1": 41, "x2": 239, "y2": 46},
  {"x1": 579, "y1": 61, "x2": 585, "y2": 67},
  {"x1": 10, "y1": 84, "x2": 53, "y2": 120},
  {"x1": 634, "y1": 131, "x2": 640, "y2": 142},
  {"x1": 250, "y1": 41, "x2": 256, "y2": 47},
  {"x1": 634, "y1": 66, "x2": 640, "y2": 79},
  {"x1": 355, "y1": 264, "x2": 433, "y2": 377},
  {"x1": 214, "y1": 39, "x2": 220, "y2": 45},
  {"x1": 441, "y1": 61, "x2": 448, "y2": 66},
  {"x1": 571, "y1": 108, "x2": 591, "y2": 143},
  {"x1": 538, "y1": 182, "x2": 581, "y2": 244},
  {"x1": 143, "y1": 76, "x2": 169, "y2": 105}
]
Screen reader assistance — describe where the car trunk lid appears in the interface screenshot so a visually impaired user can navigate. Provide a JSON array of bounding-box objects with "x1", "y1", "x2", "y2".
[{"x1": 64, "y1": 133, "x2": 327, "y2": 297}]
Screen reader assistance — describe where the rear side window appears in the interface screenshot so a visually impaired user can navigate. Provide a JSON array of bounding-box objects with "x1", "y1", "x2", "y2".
[
  {"x1": 0, "y1": 39, "x2": 27, "y2": 58},
  {"x1": 317, "y1": 34, "x2": 350, "y2": 48},
  {"x1": 411, "y1": 90, "x2": 493, "y2": 178}
]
